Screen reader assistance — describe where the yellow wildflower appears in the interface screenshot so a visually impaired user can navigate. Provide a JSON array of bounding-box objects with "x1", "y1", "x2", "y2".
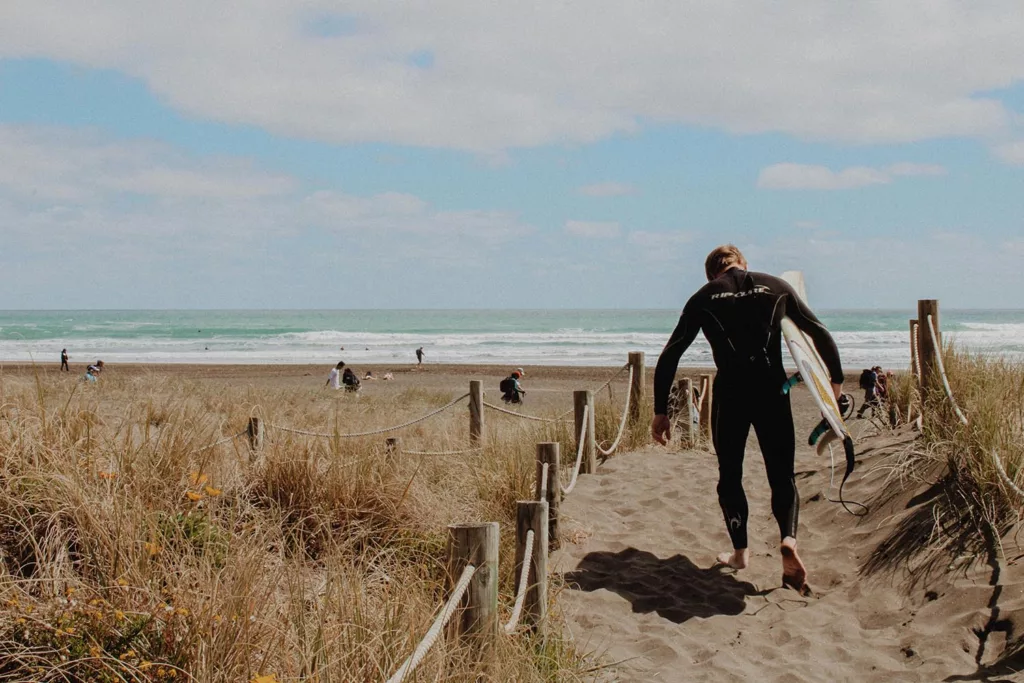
[
  {"x1": 189, "y1": 471, "x2": 208, "y2": 486},
  {"x1": 143, "y1": 542, "x2": 162, "y2": 556},
  {"x1": 185, "y1": 491, "x2": 203, "y2": 502},
  {"x1": 252, "y1": 675, "x2": 278, "y2": 683},
  {"x1": 203, "y1": 485, "x2": 222, "y2": 497}
]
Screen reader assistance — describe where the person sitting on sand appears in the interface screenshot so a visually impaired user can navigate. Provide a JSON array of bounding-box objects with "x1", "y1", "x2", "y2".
[
  {"x1": 84, "y1": 360, "x2": 104, "y2": 382},
  {"x1": 383, "y1": 372, "x2": 394, "y2": 380},
  {"x1": 364, "y1": 370, "x2": 377, "y2": 380},
  {"x1": 326, "y1": 361, "x2": 344, "y2": 390},
  {"x1": 650, "y1": 245, "x2": 845, "y2": 595}
]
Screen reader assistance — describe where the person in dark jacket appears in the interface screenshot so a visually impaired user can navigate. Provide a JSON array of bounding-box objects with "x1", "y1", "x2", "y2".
[{"x1": 650, "y1": 245, "x2": 845, "y2": 594}]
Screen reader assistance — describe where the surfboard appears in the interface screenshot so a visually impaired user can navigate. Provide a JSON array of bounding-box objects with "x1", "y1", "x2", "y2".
[{"x1": 778, "y1": 271, "x2": 854, "y2": 454}]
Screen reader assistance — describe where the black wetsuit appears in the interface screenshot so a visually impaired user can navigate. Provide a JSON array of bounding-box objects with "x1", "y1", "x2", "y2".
[{"x1": 653, "y1": 269, "x2": 843, "y2": 549}]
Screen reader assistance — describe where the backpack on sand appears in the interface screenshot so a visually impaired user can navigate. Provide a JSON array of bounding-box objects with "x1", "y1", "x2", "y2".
[{"x1": 499, "y1": 377, "x2": 515, "y2": 394}]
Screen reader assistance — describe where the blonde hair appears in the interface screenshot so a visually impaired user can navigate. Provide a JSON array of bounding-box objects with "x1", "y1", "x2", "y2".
[{"x1": 704, "y1": 245, "x2": 747, "y2": 281}]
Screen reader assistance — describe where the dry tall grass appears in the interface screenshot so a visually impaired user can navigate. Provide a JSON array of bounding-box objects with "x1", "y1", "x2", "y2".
[{"x1": 0, "y1": 368, "x2": 636, "y2": 681}]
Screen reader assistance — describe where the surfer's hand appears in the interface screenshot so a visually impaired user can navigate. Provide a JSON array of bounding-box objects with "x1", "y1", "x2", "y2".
[
  {"x1": 652, "y1": 414, "x2": 671, "y2": 445},
  {"x1": 832, "y1": 382, "x2": 843, "y2": 402}
]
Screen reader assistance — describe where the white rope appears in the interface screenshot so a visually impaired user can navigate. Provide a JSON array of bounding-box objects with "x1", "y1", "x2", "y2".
[
  {"x1": 992, "y1": 451, "x2": 1024, "y2": 505},
  {"x1": 405, "y1": 448, "x2": 483, "y2": 456},
  {"x1": 188, "y1": 430, "x2": 246, "y2": 455},
  {"x1": 911, "y1": 322, "x2": 921, "y2": 377},
  {"x1": 538, "y1": 462, "x2": 549, "y2": 501},
  {"x1": 552, "y1": 363, "x2": 630, "y2": 420},
  {"x1": 503, "y1": 528, "x2": 536, "y2": 635},
  {"x1": 482, "y1": 401, "x2": 569, "y2": 424},
  {"x1": 561, "y1": 405, "x2": 590, "y2": 495},
  {"x1": 386, "y1": 564, "x2": 478, "y2": 683},
  {"x1": 695, "y1": 377, "x2": 709, "y2": 416},
  {"x1": 926, "y1": 315, "x2": 969, "y2": 427},
  {"x1": 267, "y1": 393, "x2": 470, "y2": 439},
  {"x1": 596, "y1": 366, "x2": 634, "y2": 457}
]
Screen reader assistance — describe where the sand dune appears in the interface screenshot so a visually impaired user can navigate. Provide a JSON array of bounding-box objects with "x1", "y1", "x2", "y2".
[{"x1": 552, "y1": 419, "x2": 1024, "y2": 682}]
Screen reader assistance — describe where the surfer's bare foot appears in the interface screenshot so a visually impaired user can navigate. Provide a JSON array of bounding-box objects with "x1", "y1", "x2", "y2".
[
  {"x1": 780, "y1": 537, "x2": 809, "y2": 594},
  {"x1": 715, "y1": 548, "x2": 749, "y2": 570}
]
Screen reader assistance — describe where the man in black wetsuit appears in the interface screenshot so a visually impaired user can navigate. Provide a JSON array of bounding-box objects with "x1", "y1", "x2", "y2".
[{"x1": 650, "y1": 245, "x2": 845, "y2": 593}]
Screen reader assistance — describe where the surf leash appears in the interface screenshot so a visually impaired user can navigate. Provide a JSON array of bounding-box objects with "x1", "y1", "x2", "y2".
[{"x1": 824, "y1": 436, "x2": 867, "y2": 517}]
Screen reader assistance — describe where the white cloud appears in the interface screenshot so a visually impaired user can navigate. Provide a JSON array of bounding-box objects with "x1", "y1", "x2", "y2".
[
  {"x1": 0, "y1": 124, "x2": 533, "y2": 251},
  {"x1": 993, "y1": 141, "x2": 1024, "y2": 165},
  {"x1": 886, "y1": 162, "x2": 947, "y2": 177},
  {"x1": 758, "y1": 164, "x2": 889, "y2": 190},
  {"x1": 565, "y1": 220, "x2": 621, "y2": 239},
  {"x1": 793, "y1": 220, "x2": 821, "y2": 230},
  {"x1": 758, "y1": 162, "x2": 947, "y2": 190},
  {"x1": 2, "y1": 2, "x2": 1023, "y2": 150},
  {"x1": 628, "y1": 230, "x2": 695, "y2": 247},
  {"x1": 577, "y1": 182, "x2": 637, "y2": 197},
  {"x1": 0, "y1": 126, "x2": 294, "y2": 202}
]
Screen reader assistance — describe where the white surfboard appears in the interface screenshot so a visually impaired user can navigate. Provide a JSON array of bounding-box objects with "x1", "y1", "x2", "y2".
[{"x1": 779, "y1": 271, "x2": 852, "y2": 449}]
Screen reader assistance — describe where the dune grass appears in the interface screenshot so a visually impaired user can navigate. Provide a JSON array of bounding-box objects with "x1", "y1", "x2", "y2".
[{"x1": 0, "y1": 368, "x2": 637, "y2": 681}]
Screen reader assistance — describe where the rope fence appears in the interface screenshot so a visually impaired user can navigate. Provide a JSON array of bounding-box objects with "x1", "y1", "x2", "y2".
[
  {"x1": 404, "y1": 447, "x2": 483, "y2": 457},
  {"x1": 596, "y1": 366, "x2": 634, "y2": 457},
  {"x1": 187, "y1": 429, "x2": 247, "y2": 456},
  {"x1": 385, "y1": 564, "x2": 478, "y2": 683},
  {"x1": 561, "y1": 406, "x2": 589, "y2": 495},
  {"x1": 695, "y1": 376, "x2": 709, "y2": 415},
  {"x1": 482, "y1": 401, "x2": 569, "y2": 424},
  {"x1": 503, "y1": 529, "x2": 535, "y2": 635},
  {"x1": 926, "y1": 314, "x2": 969, "y2": 427},
  {"x1": 266, "y1": 393, "x2": 470, "y2": 439},
  {"x1": 992, "y1": 451, "x2": 1024, "y2": 505}
]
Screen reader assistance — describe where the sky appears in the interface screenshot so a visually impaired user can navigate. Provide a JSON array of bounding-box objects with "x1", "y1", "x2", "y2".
[{"x1": 1, "y1": 1, "x2": 1023, "y2": 310}]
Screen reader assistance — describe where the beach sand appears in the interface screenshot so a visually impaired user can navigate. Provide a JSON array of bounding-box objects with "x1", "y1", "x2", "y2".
[{"x1": 4, "y1": 361, "x2": 1017, "y2": 681}]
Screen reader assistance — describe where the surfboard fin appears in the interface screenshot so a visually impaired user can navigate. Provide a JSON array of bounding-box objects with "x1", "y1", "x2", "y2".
[
  {"x1": 807, "y1": 418, "x2": 830, "y2": 446},
  {"x1": 781, "y1": 373, "x2": 803, "y2": 395}
]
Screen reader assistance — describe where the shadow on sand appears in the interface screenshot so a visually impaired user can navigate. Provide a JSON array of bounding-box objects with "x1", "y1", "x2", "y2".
[{"x1": 562, "y1": 547, "x2": 758, "y2": 624}]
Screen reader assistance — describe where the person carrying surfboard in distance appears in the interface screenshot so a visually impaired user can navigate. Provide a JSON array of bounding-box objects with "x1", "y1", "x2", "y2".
[{"x1": 650, "y1": 245, "x2": 845, "y2": 595}]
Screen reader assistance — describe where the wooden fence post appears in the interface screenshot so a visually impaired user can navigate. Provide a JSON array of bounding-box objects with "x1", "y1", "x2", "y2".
[
  {"x1": 676, "y1": 378, "x2": 694, "y2": 449},
  {"x1": 447, "y1": 522, "x2": 499, "y2": 647},
  {"x1": 573, "y1": 390, "x2": 596, "y2": 473},
  {"x1": 469, "y1": 380, "x2": 484, "y2": 444},
  {"x1": 628, "y1": 352, "x2": 645, "y2": 424},
  {"x1": 535, "y1": 442, "x2": 561, "y2": 550},
  {"x1": 514, "y1": 500, "x2": 548, "y2": 635},
  {"x1": 699, "y1": 374, "x2": 714, "y2": 444},
  {"x1": 917, "y1": 300, "x2": 940, "y2": 395},
  {"x1": 246, "y1": 417, "x2": 263, "y2": 456}
]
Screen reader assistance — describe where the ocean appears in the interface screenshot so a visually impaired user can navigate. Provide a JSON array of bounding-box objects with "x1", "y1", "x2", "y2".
[{"x1": 1, "y1": 309, "x2": 1022, "y2": 370}]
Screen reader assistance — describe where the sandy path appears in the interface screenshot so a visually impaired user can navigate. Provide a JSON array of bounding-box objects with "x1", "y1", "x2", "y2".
[{"x1": 551, "y1": 419, "x2": 1005, "y2": 682}]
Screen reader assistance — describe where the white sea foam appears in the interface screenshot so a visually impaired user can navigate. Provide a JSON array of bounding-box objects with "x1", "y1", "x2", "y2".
[{"x1": 2, "y1": 313, "x2": 1023, "y2": 367}]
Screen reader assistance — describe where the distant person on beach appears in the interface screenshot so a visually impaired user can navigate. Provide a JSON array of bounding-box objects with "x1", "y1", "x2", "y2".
[
  {"x1": 342, "y1": 366, "x2": 361, "y2": 392},
  {"x1": 60, "y1": 348, "x2": 70, "y2": 372},
  {"x1": 364, "y1": 370, "x2": 377, "y2": 380},
  {"x1": 416, "y1": 347, "x2": 424, "y2": 365},
  {"x1": 85, "y1": 360, "x2": 104, "y2": 382},
  {"x1": 500, "y1": 369, "x2": 526, "y2": 404},
  {"x1": 326, "y1": 361, "x2": 344, "y2": 389},
  {"x1": 383, "y1": 372, "x2": 394, "y2": 380},
  {"x1": 650, "y1": 245, "x2": 845, "y2": 595},
  {"x1": 855, "y1": 367, "x2": 880, "y2": 418}
]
